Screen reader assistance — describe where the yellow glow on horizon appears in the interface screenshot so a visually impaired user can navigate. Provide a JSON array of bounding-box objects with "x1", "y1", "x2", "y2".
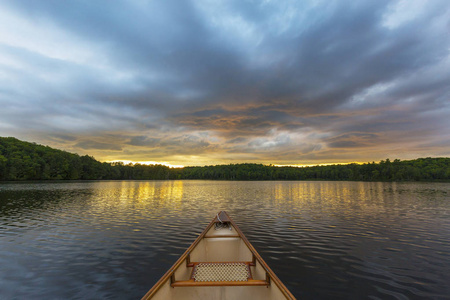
[
  {"x1": 106, "y1": 160, "x2": 368, "y2": 169},
  {"x1": 273, "y1": 161, "x2": 365, "y2": 168},
  {"x1": 108, "y1": 160, "x2": 185, "y2": 168}
]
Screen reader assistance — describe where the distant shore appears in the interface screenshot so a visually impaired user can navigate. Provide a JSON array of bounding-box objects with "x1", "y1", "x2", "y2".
[{"x1": 1, "y1": 137, "x2": 449, "y2": 182}]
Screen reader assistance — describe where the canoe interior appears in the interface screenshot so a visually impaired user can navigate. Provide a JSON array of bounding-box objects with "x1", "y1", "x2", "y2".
[{"x1": 142, "y1": 211, "x2": 295, "y2": 300}]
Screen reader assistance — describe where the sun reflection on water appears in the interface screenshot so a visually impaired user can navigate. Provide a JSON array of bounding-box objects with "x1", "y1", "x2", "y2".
[
  {"x1": 0, "y1": 181, "x2": 449, "y2": 299},
  {"x1": 63, "y1": 181, "x2": 188, "y2": 230}
]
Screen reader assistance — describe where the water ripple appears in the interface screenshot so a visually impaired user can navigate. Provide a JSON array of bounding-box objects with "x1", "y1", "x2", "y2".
[{"x1": 0, "y1": 181, "x2": 449, "y2": 299}]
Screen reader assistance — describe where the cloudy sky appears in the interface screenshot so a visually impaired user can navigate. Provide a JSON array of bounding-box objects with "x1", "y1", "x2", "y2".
[{"x1": 0, "y1": 0, "x2": 449, "y2": 166}]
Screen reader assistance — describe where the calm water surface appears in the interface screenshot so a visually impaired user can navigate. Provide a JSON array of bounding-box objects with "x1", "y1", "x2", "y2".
[{"x1": 0, "y1": 181, "x2": 449, "y2": 299}]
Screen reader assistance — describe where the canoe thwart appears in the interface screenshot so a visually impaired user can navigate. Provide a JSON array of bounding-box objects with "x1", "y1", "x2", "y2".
[
  {"x1": 171, "y1": 279, "x2": 269, "y2": 287},
  {"x1": 203, "y1": 234, "x2": 240, "y2": 238},
  {"x1": 187, "y1": 260, "x2": 255, "y2": 268}
]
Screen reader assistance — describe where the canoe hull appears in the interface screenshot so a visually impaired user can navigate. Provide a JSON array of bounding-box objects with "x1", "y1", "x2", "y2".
[{"x1": 142, "y1": 211, "x2": 296, "y2": 300}]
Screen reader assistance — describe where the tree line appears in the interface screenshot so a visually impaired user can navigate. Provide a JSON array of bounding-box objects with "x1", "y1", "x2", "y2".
[{"x1": 1, "y1": 137, "x2": 449, "y2": 181}]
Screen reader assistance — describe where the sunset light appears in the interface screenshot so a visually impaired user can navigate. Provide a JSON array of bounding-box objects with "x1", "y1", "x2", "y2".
[
  {"x1": 0, "y1": 2, "x2": 449, "y2": 299},
  {"x1": 0, "y1": 0, "x2": 448, "y2": 166},
  {"x1": 109, "y1": 160, "x2": 185, "y2": 169}
]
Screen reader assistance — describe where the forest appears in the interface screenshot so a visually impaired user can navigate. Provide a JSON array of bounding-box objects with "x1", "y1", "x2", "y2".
[{"x1": 1, "y1": 137, "x2": 449, "y2": 181}]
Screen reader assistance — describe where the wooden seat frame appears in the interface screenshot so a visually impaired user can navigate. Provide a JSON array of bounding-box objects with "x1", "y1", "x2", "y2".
[{"x1": 170, "y1": 259, "x2": 270, "y2": 287}]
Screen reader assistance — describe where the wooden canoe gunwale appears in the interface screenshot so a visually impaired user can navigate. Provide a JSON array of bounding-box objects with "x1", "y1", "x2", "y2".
[
  {"x1": 141, "y1": 211, "x2": 296, "y2": 300},
  {"x1": 141, "y1": 213, "x2": 217, "y2": 300}
]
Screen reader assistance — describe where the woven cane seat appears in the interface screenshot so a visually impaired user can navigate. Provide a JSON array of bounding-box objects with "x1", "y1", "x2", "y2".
[{"x1": 193, "y1": 262, "x2": 250, "y2": 282}]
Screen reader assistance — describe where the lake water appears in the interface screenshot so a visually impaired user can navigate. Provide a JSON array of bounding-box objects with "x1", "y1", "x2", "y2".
[{"x1": 0, "y1": 180, "x2": 449, "y2": 299}]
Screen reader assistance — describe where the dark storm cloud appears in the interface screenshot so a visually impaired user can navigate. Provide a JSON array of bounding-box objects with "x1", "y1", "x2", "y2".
[
  {"x1": 75, "y1": 140, "x2": 122, "y2": 151},
  {"x1": 327, "y1": 133, "x2": 380, "y2": 149},
  {"x1": 0, "y1": 0, "x2": 449, "y2": 165},
  {"x1": 127, "y1": 136, "x2": 161, "y2": 147},
  {"x1": 227, "y1": 137, "x2": 248, "y2": 144}
]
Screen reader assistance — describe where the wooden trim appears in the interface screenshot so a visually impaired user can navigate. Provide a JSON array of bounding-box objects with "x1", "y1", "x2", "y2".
[
  {"x1": 186, "y1": 253, "x2": 190, "y2": 267},
  {"x1": 246, "y1": 264, "x2": 253, "y2": 280},
  {"x1": 171, "y1": 279, "x2": 269, "y2": 287},
  {"x1": 186, "y1": 261, "x2": 255, "y2": 268},
  {"x1": 189, "y1": 265, "x2": 196, "y2": 280},
  {"x1": 188, "y1": 261, "x2": 254, "y2": 265},
  {"x1": 203, "y1": 235, "x2": 240, "y2": 238}
]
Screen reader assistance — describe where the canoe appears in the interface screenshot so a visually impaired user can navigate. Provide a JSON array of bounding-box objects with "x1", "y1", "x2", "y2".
[{"x1": 141, "y1": 211, "x2": 296, "y2": 300}]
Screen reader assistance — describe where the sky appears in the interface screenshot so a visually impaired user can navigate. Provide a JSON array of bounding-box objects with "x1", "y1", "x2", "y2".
[{"x1": 0, "y1": 0, "x2": 449, "y2": 167}]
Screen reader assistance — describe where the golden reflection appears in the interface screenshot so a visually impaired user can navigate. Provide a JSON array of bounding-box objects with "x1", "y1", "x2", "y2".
[
  {"x1": 268, "y1": 181, "x2": 394, "y2": 219},
  {"x1": 273, "y1": 183, "x2": 285, "y2": 202},
  {"x1": 83, "y1": 181, "x2": 400, "y2": 228},
  {"x1": 113, "y1": 181, "x2": 185, "y2": 203},
  {"x1": 86, "y1": 181, "x2": 185, "y2": 219}
]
